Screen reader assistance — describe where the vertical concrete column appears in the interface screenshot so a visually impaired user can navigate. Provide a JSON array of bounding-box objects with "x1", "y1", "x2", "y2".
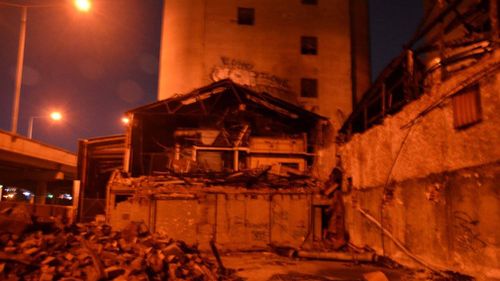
[
  {"x1": 35, "y1": 181, "x2": 47, "y2": 204},
  {"x1": 349, "y1": 0, "x2": 371, "y2": 108},
  {"x1": 158, "y1": 0, "x2": 207, "y2": 99},
  {"x1": 490, "y1": 0, "x2": 499, "y2": 42},
  {"x1": 72, "y1": 180, "x2": 80, "y2": 223}
]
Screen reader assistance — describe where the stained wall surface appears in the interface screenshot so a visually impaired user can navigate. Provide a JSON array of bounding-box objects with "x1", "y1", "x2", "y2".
[
  {"x1": 109, "y1": 190, "x2": 312, "y2": 251},
  {"x1": 338, "y1": 51, "x2": 500, "y2": 280},
  {"x1": 158, "y1": 0, "x2": 370, "y2": 126}
]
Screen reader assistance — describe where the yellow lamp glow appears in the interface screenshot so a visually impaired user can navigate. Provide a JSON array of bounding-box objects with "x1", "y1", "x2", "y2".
[
  {"x1": 121, "y1": 117, "x2": 130, "y2": 125},
  {"x1": 50, "y1": 112, "x2": 62, "y2": 121},
  {"x1": 74, "y1": 0, "x2": 91, "y2": 12}
]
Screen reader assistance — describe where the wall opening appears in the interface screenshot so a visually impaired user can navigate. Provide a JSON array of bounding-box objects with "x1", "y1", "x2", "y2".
[
  {"x1": 238, "y1": 7, "x2": 255, "y2": 25},
  {"x1": 301, "y1": 78, "x2": 318, "y2": 97},
  {"x1": 301, "y1": 36, "x2": 318, "y2": 55}
]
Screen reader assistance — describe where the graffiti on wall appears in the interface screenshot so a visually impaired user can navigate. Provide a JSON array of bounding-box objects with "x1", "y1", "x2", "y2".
[
  {"x1": 453, "y1": 211, "x2": 488, "y2": 253},
  {"x1": 210, "y1": 57, "x2": 293, "y2": 97}
]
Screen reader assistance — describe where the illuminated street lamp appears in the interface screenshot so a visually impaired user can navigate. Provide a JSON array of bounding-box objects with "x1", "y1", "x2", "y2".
[
  {"x1": 121, "y1": 117, "x2": 130, "y2": 125},
  {"x1": 27, "y1": 112, "x2": 63, "y2": 139},
  {"x1": 50, "y1": 111, "x2": 62, "y2": 121},
  {"x1": 74, "y1": 0, "x2": 92, "y2": 12},
  {"x1": 1, "y1": 1, "x2": 91, "y2": 135}
]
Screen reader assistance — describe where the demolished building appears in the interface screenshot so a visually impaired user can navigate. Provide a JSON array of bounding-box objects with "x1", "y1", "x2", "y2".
[
  {"x1": 337, "y1": 0, "x2": 500, "y2": 280},
  {"x1": 75, "y1": 1, "x2": 499, "y2": 279},
  {"x1": 83, "y1": 79, "x2": 338, "y2": 251}
]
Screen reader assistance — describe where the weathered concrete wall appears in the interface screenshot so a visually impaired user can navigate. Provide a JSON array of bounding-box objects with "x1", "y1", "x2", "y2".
[
  {"x1": 345, "y1": 163, "x2": 499, "y2": 279},
  {"x1": 158, "y1": 0, "x2": 371, "y2": 126},
  {"x1": 341, "y1": 60, "x2": 500, "y2": 188},
  {"x1": 109, "y1": 190, "x2": 311, "y2": 251},
  {"x1": 338, "y1": 51, "x2": 500, "y2": 280}
]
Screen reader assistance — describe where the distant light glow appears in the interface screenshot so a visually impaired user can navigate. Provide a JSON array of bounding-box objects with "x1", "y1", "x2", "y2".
[
  {"x1": 22, "y1": 191, "x2": 31, "y2": 197},
  {"x1": 50, "y1": 112, "x2": 62, "y2": 121},
  {"x1": 47, "y1": 194, "x2": 54, "y2": 199},
  {"x1": 75, "y1": 0, "x2": 91, "y2": 12},
  {"x1": 122, "y1": 117, "x2": 130, "y2": 125},
  {"x1": 58, "y1": 193, "x2": 73, "y2": 200}
]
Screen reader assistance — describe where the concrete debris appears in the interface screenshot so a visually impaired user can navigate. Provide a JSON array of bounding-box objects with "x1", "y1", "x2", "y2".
[
  {"x1": 0, "y1": 220, "x2": 241, "y2": 280},
  {"x1": 113, "y1": 168, "x2": 323, "y2": 191},
  {"x1": 0, "y1": 205, "x2": 33, "y2": 235}
]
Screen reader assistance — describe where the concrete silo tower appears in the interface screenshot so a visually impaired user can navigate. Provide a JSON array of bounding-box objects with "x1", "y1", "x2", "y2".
[{"x1": 158, "y1": 0, "x2": 371, "y2": 124}]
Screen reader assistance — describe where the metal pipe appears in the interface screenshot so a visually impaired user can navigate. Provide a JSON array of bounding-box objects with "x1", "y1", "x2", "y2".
[
  {"x1": 11, "y1": 6, "x2": 27, "y2": 134},
  {"x1": 295, "y1": 250, "x2": 377, "y2": 262},
  {"x1": 357, "y1": 207, "x2": 440, "y2": 273}
]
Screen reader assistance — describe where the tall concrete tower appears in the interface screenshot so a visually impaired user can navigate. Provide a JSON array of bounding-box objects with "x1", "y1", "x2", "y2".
[{"x1": 158, "y1": 0, "x2": 371, "y2": 125}]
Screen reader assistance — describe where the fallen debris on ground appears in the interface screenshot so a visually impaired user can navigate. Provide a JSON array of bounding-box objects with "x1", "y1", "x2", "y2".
[{"x1": 0, "y1": 213, "x2": 240, "y2": 281}]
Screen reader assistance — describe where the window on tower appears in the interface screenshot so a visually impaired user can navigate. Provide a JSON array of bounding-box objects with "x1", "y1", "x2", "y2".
[
  {"x1": 238, "y1": 7, "x2": 255, "y2": 25},
  {"x1": 301, "y1": 78, "x2": 318, "y2": 98},
  {"x1": 302, "y1": 0, "x2": 318, "y2": 5},
  {"x1": 301, "y1": 36, "x2": 317, "y2": 55}
]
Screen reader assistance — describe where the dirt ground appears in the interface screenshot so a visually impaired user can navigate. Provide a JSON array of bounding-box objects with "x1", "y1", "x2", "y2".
[{"x1": 219, "y1": 251, "x2": 425, "y2": 281}]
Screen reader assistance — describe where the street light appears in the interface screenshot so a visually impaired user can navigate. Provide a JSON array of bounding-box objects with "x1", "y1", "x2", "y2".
[
  {"x1": 121, "y1": 117, "x2": 130, "y2": 125},
  {"x1": 1, "y1": 0, "x2": 91, "y2": 135},
  {"x1": 27, "y1": 111, "x2": 63, "y2": 139},
  {"x1": 50, "y1": 111, "x2": 62, "y2": 121},
  {"x1": 74, "y1": 0, "x2": 92, "y2": 12}
]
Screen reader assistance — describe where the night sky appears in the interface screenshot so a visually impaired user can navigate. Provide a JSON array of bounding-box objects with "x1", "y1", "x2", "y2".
[{"x1": 0, "y1": 0, "x2": 422, "y2": 152}]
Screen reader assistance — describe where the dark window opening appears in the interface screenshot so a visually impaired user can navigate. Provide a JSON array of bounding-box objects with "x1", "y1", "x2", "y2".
[
  {"x1": 387, "y1": 83, "x2": 406, "y2": 113},
  {"x1": 302, "y1": 0, "x2": 318, "y2": 5},
  {"x1": 367, "y1": 97, "x2": 383, "y2": 126},
  {"x1": 115, "y1": 194, "x2": 132, "y2": 207},
  {"x1": 301, "y1": 78, "x2": 318, "y2": 98},
  {"x1": 301, "y1": 36, "x2": 317, "y2": 55},
  {"x1": 452, "y1": 84, "x2": 482, "y2": 129},
  {"x1": 281, "y1": 162, "x2": 300, "y2": 169},
  {"x1": 238, "y1": 7, "x2": 255, "y2": 25}
]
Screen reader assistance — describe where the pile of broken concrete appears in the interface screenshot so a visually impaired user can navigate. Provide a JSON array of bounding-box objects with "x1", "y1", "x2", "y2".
[
  {"x1": 0, "y1": 208, "x2": 238, "y2": 280},
  {"x1": 112, "y1": 167, "x2": 324, "y2": 191}
]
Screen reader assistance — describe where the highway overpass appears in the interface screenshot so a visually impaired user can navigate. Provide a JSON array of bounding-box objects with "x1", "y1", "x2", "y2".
[{"x1": 0, "y1": 129, "x2": 77, "y2": 203}]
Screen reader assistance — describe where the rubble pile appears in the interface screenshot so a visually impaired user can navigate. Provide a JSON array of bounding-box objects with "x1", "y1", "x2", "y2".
[
  {"x1": 113, "y1": 168, "x2": 323, "y2": 190},
  {"x1": 0, "y1": 217, "x2": 238, "y2": 281}
]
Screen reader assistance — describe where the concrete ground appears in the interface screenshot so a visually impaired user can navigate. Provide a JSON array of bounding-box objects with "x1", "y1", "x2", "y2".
[{"x1": 219, "y1": 251, "x2": 424, "y2": 281}]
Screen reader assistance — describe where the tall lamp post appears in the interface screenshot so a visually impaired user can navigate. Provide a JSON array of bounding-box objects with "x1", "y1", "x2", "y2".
[
  {"x1": 27, "y1": 111, "x2": 63, "y2": 139},
  {"x1": 1, "y1": 0, "x2": 92, "y2": 135}
]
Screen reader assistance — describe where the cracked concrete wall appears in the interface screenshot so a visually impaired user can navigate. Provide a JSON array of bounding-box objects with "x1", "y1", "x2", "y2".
[
  {"x1": 338, "y1": 52, "x2": 500, "y2": 280},
  {"x1": 109, "y1": 191, "x2": 312, "y2": 251}
]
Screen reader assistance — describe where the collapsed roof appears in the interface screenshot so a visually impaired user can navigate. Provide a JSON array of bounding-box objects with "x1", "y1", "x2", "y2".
[
  {"x1": 127, "y1": 79, "x2": 326, "y2": 123},
  {"x1": 125, "y1": 79, "x2": 328, "y2": 177}
]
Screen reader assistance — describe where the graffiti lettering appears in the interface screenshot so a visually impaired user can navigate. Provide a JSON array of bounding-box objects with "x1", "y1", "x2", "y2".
[
  {"x1": 211, "y1": 57, "x2": 292, "y2": 97},
  {"x1": 453, "y1": 211, "x2": 487, "y2": 253}
]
